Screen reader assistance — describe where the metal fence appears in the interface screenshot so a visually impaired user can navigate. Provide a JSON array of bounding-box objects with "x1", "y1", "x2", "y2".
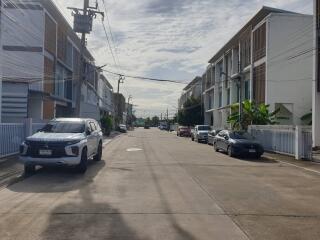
[
  {"x1": 0, "y1": 120, "x2": 47, "y2": 158},
  {"x1": 248, "y1": 125, "x2": 312, "y2": 160},
  {"x1": 0, "y1": 123, "x2": 25, "y2": 158},
  {"x1": 301, "y1": 129, "x2": 313, "y2": 160}
]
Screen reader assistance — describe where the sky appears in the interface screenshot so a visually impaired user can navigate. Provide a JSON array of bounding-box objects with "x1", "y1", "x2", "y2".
[{"x1": 54, "y1": 0, "x2": 313, "y2": 118}]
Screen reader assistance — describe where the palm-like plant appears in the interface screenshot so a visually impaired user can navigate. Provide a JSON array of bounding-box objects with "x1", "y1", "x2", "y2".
[
  {"x1": 301, "y1": 112, "x2": 312, "y2": 125},
  {"x1": 227, "y1": 100, "x2": 280, "y2": 130}
]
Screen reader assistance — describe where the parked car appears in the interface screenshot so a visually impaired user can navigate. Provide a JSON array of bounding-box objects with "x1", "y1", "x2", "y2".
[
  {"x1": 213, "y1": 130, "x2": 264, "y2": 158},
  {"x1": 144, "y1": 124, "x2": 150, "y2": 129},
  {"x1": 207, "y1": 129, "x2": 222, "y2": 145},
  {"x1": 20, "y1": 118, "x2": 103, "y2": 174},
  {"x1": 118, "y1": 124, "x2": 127, "y2": 133},
  {"x1": 177, "y1": 126, "x2": 191, "y2": 137},
  {"x1": 191, "y1": 125, "x2": 211, "y2": 143}
]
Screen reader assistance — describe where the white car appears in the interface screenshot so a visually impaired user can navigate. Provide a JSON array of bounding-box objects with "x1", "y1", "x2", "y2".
[
  {"x1": 20, "y1": 118, "x2": 103, "y2": 174},
  {"x1": 118, "y1": 124, "x2": 127, "y2": 132},
  {"x1": 191, "y1": 125, "x2": 211, "y2": 143}
]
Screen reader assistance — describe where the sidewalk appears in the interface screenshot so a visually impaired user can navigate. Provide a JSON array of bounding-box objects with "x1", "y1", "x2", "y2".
[
  {"x1": 263, "y1": 152, "x2": 320, "y2": 174},
  {"x1": 0, "y1": 155, "x2": 23, "y2": 189}
]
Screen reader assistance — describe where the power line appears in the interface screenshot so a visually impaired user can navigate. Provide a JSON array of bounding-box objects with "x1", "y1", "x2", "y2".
[
  {"x1": 100, "y1": 0, "x2": 121, "y2": 68},
  {"x1": 101, "y1": 18, "x2": 118, "y2": 70},
  {"x1": 102, "y1": 69, "x2": 188, "y2": 84}
]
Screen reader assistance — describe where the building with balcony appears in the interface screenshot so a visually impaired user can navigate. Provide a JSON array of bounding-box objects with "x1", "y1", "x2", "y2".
[
  {"x1": 178, "y1": 76, "x2": 202, "y2": 110},
  {"x1": 202, "y1": 6, "x2": 313, "y2": 129},
  {"x1": 98, "y1": 74, "x2": 114, "y2": 118},
  {"x1": 0, "y1": 0, "x2": 100, "y2": 122}
]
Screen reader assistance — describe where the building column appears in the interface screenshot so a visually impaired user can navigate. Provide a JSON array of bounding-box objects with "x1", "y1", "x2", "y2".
[
  {"x1": 0, "y1": 2, "x2": 3, "y2": 123},
  {"x1": 313, "y1": 0, "x2": 320, "y2": 148}
]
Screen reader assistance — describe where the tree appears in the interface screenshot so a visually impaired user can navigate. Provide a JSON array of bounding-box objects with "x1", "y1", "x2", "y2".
[
  {"x1": 227, "y1": 100, "x2": 280, "y2": 130},
  {"x1": 177, "y1": 96, "x2": 204, "y2": 126},
  {"x1": 100, "y1": 115, "x2": 113, "y2": 136},
  {"x1": 151, "y1": 116, "x2": 160, "y2": 127},
  {"x1": 145, "y1": 117, "x2": 151, "y2": 126}
]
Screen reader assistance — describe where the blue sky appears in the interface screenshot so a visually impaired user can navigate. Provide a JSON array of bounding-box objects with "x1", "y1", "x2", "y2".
[{"x1": 55, "y1": 0, "x2": 313, "y2": 118}]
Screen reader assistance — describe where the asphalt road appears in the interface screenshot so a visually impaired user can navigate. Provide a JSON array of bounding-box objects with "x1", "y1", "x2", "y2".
[{"x1": 0, "y1": 128, "x2": 320, "y2": 240}]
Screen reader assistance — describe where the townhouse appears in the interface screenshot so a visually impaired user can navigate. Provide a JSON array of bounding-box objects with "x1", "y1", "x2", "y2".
[
  {"x1": 178, "y1": 76, "x2": 202, "y2": 110},
  {"x1": 0, "y1": 0, "x2": 100, "y2": 123},
  {"x1": 202, "y1": 6, "x2": 313, "y2": 129},
  {"x1": 98, "y1": 74, "x2": 114, "y2": 118}
]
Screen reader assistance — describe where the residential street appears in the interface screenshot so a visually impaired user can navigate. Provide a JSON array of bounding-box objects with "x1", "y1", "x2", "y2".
[{"x1": 1, "y1": 128, "x2": 320, "y2": 240}]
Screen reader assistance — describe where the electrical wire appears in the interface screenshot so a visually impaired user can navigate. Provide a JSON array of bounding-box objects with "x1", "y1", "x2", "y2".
[{"x1": 102, "y1": 69, "x2": 188, "y2": 84}]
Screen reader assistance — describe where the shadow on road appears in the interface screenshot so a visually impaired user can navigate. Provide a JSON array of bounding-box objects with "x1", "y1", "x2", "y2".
[
  {"x1": 40, "y1": 179, "x2": 146, "y2": 240},
  {"x1": 7, "y1": 160, "x2": 105, "y2": 193}
]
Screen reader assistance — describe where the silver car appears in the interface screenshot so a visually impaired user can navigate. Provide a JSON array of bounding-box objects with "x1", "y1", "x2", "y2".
[{"x1": 191, "y1": 125, "x2": 211, "y2": 143}]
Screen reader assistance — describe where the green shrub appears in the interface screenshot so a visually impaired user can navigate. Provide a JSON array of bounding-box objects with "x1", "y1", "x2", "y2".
[{"x1": 101, "y1": 116, "x2": 113, "y2": 136}]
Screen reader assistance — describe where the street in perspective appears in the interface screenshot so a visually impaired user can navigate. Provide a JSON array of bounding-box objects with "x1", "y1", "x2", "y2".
[{"x1": 0, "y1": 0, "x2": 320, "y2": 239}]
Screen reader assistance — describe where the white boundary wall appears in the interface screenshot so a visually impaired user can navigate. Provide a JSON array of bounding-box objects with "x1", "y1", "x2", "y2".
[{"x1": 248, "y1": 125, "x2": 312, "y2": 160}]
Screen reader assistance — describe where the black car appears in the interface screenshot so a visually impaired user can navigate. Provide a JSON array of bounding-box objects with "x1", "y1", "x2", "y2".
[
  {"x1": 207, "y1": 129, "x2": 222, "y2": 145},
  {"x1": 213, "y1": 130, "x2": 264, "y2": 158}
]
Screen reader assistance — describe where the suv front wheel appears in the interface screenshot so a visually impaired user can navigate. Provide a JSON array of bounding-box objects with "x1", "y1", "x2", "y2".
[
  {"x1": 24, "y1": 164, "x2": 36, "y2": 176},
  {"x1": 93, "y1": 142, "x2": 102, "y2": 161},
  {"x1": 76, "y1": 148, "x2": 88, "y2": 173}
]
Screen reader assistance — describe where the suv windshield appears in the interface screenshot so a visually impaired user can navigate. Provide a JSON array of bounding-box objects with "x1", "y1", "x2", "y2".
[
  {"x1": 230, "y1": 132, "x2": 254, "y2": 140},
  {"x1": 198, "y1": 126, "x2": 210, "y2": 131},
  {"x1": 41, "y1": 121, "x2": 85, "y2": 133}
]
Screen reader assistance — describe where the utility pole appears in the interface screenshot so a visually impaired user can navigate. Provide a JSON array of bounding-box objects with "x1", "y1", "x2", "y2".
[
  {"x1": 127, "y1": 95, "x2": 132, "y2": 127},
  {"x1": 68, "y1": 0, "x2": 104, "y2": 117},
  {"x1": 115, "y1": 75, "x2": 125, "y2": 126}
]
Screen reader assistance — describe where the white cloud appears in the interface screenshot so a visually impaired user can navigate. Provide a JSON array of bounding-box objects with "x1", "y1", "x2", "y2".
[{"x1": 54, "y1": 0, "x2": 313, "y2": 117}]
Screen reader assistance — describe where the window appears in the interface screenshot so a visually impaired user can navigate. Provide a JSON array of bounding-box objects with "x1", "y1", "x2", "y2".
[
  {"x1": 56, "y1": 64, "x2": 73, "y2": 100},
  {"x1": 244, "y1": 80, "x2": 250, "y2": 100},
  {"x1": 253, "y1": 23, "x2": 266, "y2": 61},
  {"x1": 55, "y1": 64, "x2": 64, "y2": 98},
  {"x1": 89, "y1": 122, "x2": 97, "y2": 131},
  {"x1": 41, "y1": 121, "x2": 85, "y2": 133},
  {"x1": 66, "y1": 40, "x2": 73, "y2": 68},
  {"x1": 227, "y1": 88, "x2": 230, "y2": 105},
  {"x1": 218, "y1": 88, "x2": 222, "y2": 108}
]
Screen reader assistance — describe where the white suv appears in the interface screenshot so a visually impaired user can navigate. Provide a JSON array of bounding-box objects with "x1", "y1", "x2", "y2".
[{"x1": 20, "y1": 118, "x2": 103, "y2": 174}]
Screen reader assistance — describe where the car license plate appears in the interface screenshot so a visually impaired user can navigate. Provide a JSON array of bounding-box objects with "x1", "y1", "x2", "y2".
[
  {"x1": 39, "y1": 149, "x2": 52, "y2": 156},
  {"x1": 249, "y1": 149, "x2": 256, "y2": 153}
]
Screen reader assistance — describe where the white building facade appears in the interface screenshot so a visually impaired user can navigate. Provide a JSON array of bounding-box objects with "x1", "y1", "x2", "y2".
[
  {"x1": 203, "y1": 7, "x2": 313, "y2": 129},
  {"x1": 98, "y1": 74, "x2": 114, "y2": 117},
  {"x1": 178, "y1": 76, "x2": 202, "y2": 110},
  {"x1": 0, "y1": 0, "x2": 100, "y2": 122}
]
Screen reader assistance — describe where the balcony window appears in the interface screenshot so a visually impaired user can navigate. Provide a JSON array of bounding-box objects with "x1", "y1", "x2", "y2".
[
  {"x1": 218, "y1": 88, "x2": 222, "y2": 108},
  {"x1": 244, "y1": 80, "x2": 250, "y2": 100},
  {"x1": 66, "y1": 40, "x2": 73, "y2": 68},
  {"x1": 55, "y1": 64, "x2": 64, "y2": 98}
]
